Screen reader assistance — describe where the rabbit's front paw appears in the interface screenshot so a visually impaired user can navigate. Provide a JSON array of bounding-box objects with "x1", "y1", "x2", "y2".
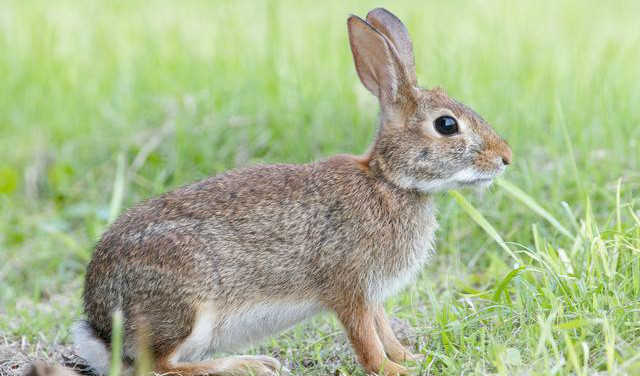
[
  {"x1": 370, "y1": 360, "x2": 409, "y2": 376},
  {"x1": 388, "y1": 349, "x2": 425, "y2": 364}
]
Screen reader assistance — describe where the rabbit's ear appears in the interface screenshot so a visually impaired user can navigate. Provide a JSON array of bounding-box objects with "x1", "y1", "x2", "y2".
[
  {"x1": 347, "y1": 15, "x2": 410, "y2": 104},
  {"x1": 365, "y1": 8, "x2": 416, "y2": 86}
]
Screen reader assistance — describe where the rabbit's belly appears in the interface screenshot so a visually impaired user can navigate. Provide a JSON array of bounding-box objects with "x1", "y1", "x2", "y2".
[
  {"x1": 169, "y1": 300, "x2": 322, "y2": 363},
  {"x1": 215, "y1": 301, "x2": 323, "y2": 351}
]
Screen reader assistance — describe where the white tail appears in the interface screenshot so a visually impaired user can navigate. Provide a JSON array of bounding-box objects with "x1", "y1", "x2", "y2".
[{"x1": 71, "y1": 321, "x2": 111, "y2": 376}]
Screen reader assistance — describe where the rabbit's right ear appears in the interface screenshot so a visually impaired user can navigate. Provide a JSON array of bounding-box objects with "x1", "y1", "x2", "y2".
[{"x1": 347, "y1": 15, "x2": 411, "y2": 105}]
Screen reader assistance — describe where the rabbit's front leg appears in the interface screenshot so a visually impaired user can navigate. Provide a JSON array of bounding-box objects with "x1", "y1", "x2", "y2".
[
  {"x1": 374, "y1": 305, "x2": 424, "y2": 364},
  {"x1": 334, "y1": 302, "x2": 409, "y2": 375}
]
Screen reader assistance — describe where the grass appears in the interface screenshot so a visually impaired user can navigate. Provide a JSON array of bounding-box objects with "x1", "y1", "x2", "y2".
[{"x1": 1, "y1": 0, "x2": 639, "y2": 374}]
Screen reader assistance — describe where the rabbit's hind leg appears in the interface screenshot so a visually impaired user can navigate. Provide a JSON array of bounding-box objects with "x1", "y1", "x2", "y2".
[
  {"x1": 155, "y1": 302, "x2": 286, "y2": 376},
  {"x1": 156, "y1": 355, "x2": 284, "y2": 376}
]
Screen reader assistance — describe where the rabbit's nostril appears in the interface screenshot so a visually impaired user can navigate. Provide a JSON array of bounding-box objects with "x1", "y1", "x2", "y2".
[{"x1": 500, "y1": 146, "x2": 512, "y2": 166}]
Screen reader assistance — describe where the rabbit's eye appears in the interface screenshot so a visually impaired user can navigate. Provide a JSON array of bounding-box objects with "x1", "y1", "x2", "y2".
[{"x1": 434, "y1": 116, "x2": 459, "y2": 135}]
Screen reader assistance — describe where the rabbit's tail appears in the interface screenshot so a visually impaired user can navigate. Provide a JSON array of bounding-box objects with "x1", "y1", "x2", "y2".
[{"x1": 71, "y1": 320, "x2": 111, "y2": 376}]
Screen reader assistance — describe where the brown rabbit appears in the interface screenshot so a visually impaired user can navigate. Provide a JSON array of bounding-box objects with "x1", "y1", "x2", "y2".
[{"x1": 73, "y1": 8, "x2": 511, "y2": 376}]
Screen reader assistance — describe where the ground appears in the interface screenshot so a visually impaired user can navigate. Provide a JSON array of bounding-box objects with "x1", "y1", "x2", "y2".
[{"x1": 1, "y1": 0, "x2": 640, "y2": 375}]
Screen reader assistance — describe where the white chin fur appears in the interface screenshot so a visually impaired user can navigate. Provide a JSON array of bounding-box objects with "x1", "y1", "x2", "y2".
[{"x1": 397, "y1": 167, "x2": 497, "y2": 193}]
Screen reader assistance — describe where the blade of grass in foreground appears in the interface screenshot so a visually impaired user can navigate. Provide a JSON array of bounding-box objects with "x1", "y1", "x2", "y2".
[
  {"x1": 449, "y1": 190, "x2": 520, "y2": 263},
  {"x1": 110, "y1": 310, "x2": 124, "y2": 376},
  {"x1": 108, "y1": 153, "x2": 127, "y2": 224},
  {"x1": 496, "y1": 179, "x2": 575, "y2": 239}
]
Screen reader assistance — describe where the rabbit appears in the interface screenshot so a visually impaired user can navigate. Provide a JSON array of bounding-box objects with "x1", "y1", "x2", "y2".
[{"x1": 73, "y1": 7, "x2": 512, "y2": 376}]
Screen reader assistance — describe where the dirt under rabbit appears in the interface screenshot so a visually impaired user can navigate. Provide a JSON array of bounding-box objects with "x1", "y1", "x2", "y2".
[{"x1": 74, "y1": 8, "x2": 511, "y2": 376}]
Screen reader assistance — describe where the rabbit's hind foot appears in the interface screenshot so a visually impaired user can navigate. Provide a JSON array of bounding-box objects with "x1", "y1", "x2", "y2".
[{"x1": 156, "y1": 355, "x2": 286, "y2": 376}]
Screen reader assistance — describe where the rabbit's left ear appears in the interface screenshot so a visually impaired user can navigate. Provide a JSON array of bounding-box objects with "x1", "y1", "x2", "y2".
[
  {"x1": 366, "y1": 8, "x2": 417, "y2": 86},
  {"x1": 347, "y1": 15, "x2": 412, "y2": 105}
]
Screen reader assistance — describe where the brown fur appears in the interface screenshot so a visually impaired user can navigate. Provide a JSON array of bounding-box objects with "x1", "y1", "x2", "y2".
[{"x1": 76, "y1": 8, "x2": 511, "y2": 376}]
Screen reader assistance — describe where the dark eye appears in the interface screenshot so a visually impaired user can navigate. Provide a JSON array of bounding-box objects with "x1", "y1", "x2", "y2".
[{"x1": 434, "y1": 116, "x2": 459, "y2": 135}]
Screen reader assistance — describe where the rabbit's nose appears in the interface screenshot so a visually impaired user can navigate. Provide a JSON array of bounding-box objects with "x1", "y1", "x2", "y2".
[{"x1": 500, "y1": 145, "x2": 512, "y2": 165}]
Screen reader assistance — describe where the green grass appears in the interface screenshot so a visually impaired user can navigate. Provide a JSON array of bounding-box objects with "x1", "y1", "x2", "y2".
[{"x1": 1, "y1": 0, "x2": 639, "y2": 375}]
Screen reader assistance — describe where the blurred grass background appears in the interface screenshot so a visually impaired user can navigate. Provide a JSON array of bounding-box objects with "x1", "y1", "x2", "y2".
[{"x1": 1, "y1": 0, "x2": 639, "y2": 375}]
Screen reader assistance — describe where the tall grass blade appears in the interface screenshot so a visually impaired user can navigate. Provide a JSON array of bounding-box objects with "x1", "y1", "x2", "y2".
[
  {"x1": 134, "y1": 319, "x2": 152, "y2": 376},
  {"x1": 497, "y1": 179, "x2": 574, "y2": 239},
  {"x1": 110, "y1": 310, "x2": 124, "y2": 376},
  {"x1": 563, "y1": 333, "x2": 584, "y2": 376},
  {"x1": 616, "y1": 178, "x2": 622, "y2": 233},
  {"x1": 493, "y1": 266, "x2": 526, "y2": 303},
  {"x1": 555, "y1": 100, "x2": 584, "y2": 196},
  {"x1": 449, "y1": 190, "x2": 519, "y2": 263},
  {"x1": 561, "y1": 201, "x2": 580, "y2": 232},
  {"x1": 108, "y1": 153, "x2": 127, "y2": 224},
  {"x1": 603, "y1": 316, "x2": 616, "y2": 374},
  {"x1": 629, "y1": 207, "x2": 640, "y2": 227}
]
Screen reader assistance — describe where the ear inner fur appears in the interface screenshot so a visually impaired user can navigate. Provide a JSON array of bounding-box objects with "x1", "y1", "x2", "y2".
[{"x1": 347, "y1": 15, "x2": 411, "y2": 104}]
